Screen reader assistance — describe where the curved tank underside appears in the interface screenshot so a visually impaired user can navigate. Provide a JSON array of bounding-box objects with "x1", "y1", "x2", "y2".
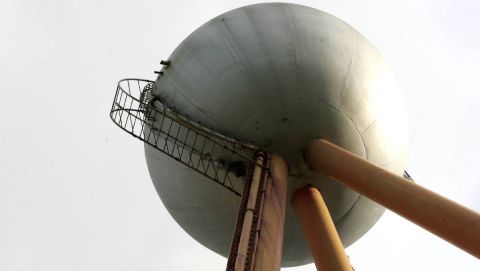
[{"x1": 145, "y1": 3, "x2": 408, "y2": 267}]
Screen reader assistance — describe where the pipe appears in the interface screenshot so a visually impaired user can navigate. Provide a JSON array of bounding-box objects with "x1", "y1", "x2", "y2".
[{"x1": 252, "y1": 154, "x2": 289, "y2": 271}]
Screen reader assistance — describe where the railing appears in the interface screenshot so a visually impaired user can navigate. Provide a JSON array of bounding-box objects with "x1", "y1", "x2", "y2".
[{"x1": 110, "y1": 78, "x2": 262, "y2": 196}]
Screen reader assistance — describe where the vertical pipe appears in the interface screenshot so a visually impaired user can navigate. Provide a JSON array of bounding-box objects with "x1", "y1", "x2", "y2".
[
  {"x1": 235, "y1": 154, "x2": 264, "y2": 270},
  {"x1": 252, "y1": 154, "x2": 289, "y2": 271},
  {"x1": 305, "y1": 139, "x2": 480, "y2": 259},
  {"x1": 292, "y1": 186, "x2": 352, "y2": 271}
]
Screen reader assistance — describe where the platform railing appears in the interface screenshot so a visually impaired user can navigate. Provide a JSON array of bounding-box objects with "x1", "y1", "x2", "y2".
[{"x1": 110, "y1": 78, "x2": 262, "y2": 196}]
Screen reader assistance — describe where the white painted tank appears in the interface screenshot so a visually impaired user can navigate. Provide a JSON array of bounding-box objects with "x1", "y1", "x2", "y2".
[{"x1": 145, "y1": 3, "x2": 408, "y2": 267}]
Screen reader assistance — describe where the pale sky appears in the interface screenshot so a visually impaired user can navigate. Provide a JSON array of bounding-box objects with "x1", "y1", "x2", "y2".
[{"x1": 1, "y1": 0, "x2": 479, "y2": 270}]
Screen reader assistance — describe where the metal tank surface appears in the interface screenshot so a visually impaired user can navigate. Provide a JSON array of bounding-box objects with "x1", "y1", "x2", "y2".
[{"x1": 145, "y1": 3, "x2": 408, "y2": 267}]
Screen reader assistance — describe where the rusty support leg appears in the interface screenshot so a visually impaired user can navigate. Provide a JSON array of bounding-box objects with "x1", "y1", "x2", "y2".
[
  {"x1": 305, "y1": 139, "x2": 480, "y2": 259},
  {"x1": 292, "y1": 186, "x2": 352, "y2": 271},
  {"x1": 252, "y1": 154, "x2": 289, "y2": 271}
]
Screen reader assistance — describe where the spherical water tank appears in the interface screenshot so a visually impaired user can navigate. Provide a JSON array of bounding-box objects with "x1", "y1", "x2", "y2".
[{"x1": 145, "y1": 3, "x2": 408, "y2": 267}]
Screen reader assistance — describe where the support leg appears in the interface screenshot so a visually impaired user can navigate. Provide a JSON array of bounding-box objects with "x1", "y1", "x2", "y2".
[
  {"x1": 292, "y1": 186, "x2": 352, "y2": 271},
  {"x1": 305, "y1": 139, "x2": 480, "y2": 259}
]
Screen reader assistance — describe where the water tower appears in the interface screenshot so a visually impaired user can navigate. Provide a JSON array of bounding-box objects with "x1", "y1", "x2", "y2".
[{"x1": 110, "y1": 3, "x2": 480, "y2": 270}]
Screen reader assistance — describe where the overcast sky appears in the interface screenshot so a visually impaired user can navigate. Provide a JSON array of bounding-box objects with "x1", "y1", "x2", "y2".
[{"x1": 1, "y1": 0, "x2": 479, "y2": 270}]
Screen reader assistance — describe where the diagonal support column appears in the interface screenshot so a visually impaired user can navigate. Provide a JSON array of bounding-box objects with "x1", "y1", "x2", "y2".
[
  {"x1": 305, "y1": 139, "x2": 480, "y2": 259},
  {"x1": 292, "y1": 186, "x2": 352, "y2": 271}
]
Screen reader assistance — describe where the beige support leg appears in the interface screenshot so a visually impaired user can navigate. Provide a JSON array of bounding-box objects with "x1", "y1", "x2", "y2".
[
  {"x1": 292, "y1": 186, "x2": 352, "y2": 271},
  {"x1": 305, "y1": 139, "x2": 480, "y2": 259}
]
